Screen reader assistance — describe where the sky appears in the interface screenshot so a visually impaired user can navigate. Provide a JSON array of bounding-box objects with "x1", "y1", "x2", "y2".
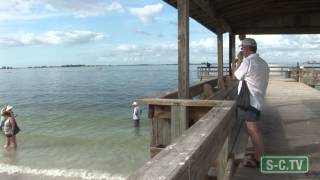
[{"x1": 0, "y1": 0, "x2": 320, "y2": 67}]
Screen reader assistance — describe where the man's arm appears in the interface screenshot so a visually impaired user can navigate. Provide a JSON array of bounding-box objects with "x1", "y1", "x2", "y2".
[{"x1": 234, "y1": 60, "x2": 249, "y2": 81}]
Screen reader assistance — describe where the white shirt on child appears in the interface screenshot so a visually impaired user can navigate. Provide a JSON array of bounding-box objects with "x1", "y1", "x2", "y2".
[{"x1": 133, "y1": 106, "x2": 141, "y2": 120}]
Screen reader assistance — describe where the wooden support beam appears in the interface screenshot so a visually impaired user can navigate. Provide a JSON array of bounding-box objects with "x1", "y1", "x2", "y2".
[
  {"x1": 223, "y1": 155, "x2": 235, "y2": 180},
  {"x1": 178, "y1": 0, "x2": 190, "y2": 99},
  {"x1": 171, "y1": 105, "x2": 188, "y2": 140},
  {"x1": 217, "y1": 33, "x2": 225, "y2": 89},
  {"x1": 217, "y1": 137, "x2": 229, "y2": 180},
  {"x1": 150, "y1": 106, "x2": 172, "y2": 148},
  {"x1": 229, "y1": 33, "x2": 235, "y2": 76},
  {"x1": 234, "y1": 26, "x2": 320, "y2": 35},
  {"x1": 192, "y1": 0, "x2": 231, "y2": 33}
]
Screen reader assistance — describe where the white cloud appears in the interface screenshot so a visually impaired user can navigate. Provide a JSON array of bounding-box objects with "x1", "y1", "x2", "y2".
[
  {"x1": 234, "y1": 35, "x2": 320, "y2": 64},
  {"x1": 191, "y1": 38, "x2": 215, "y2": 49},
  {"x1": 129, "y1": 3, "x2": 164, "y2": 23},
  {"x1": 102, "y1": 35, "x2": 320, "y2": 65},
  {"x1": 97, "y1": 42, "x2": 177, "y2": 64},
  {"x1": 0, "y1": 0, "x2": 124, "y2": 20},
  {"x1": 113, "y1": 43, "x2": 176, "y2": 54},
  {"x1": 0, "y1": 0, "x2": 55, "y2": 20},
  {"x1": 0, "y1": 0, "x2": 38, "y2": 13},
  {"x1": 237, "y1": 35, "x2": 320, "y2": 50},
  {"x1": 43, "y1": 0, "x2": 124, "y2": 17},
  {"x1": 115, "y1": 44, "x2": 137, "y2": 51},
  {"x1": 236, "y1": 35, "x2": 292, "y2": 49},
  {"x1": 0, "y1": 30, "x2": 105, "y2": 46}
]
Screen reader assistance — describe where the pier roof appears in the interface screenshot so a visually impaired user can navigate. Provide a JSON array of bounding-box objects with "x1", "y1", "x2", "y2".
[{"x1": 164, "y1": 0, "x2": 320, "y2": 34}]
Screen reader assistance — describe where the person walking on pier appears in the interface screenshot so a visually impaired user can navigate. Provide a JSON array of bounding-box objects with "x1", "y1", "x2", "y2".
[
  {"x1": 235, "y1": 38, "x2": 269, "y2": 168},
  {"x1": 131, "y1": 101, "x2": 142, "y2": 127}
]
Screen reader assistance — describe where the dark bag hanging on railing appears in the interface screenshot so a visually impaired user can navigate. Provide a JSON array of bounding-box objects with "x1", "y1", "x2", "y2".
[{"x1": 237, "y1": 80, "x2": 251, "y2": 110}]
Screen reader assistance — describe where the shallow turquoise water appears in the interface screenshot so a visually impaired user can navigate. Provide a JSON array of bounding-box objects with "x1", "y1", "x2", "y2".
[{"x1": 0, "y1": 65, "x2": 198, "y2": 179}]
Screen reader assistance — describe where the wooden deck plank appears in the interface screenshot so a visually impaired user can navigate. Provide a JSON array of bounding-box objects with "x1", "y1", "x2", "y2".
[{"x1": 232, "y1": 77, "x2": 320, "y2": 180}]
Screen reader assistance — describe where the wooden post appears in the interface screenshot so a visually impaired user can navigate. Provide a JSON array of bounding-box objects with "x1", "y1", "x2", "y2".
[
  {"x1": 229, "y1": 33, "x2": 235, "y2": 77},
  {"x1": 217, "y1": 137, "x2": 229, "y2": 180},
  {"x1": 296, "y1": 62, "x2": 300, "y2": 82},
  {"x1": 171, "y1": 105, "x2": 188, "y2": 141},
  {"x1": 178, "y1": 0, "x2": 190, "y2": 99},
  {"x1": 299, "y1": 68, "x2": 302, "y2": 83},
  {"x1": 217, "y1": 33, "x2": 224, "y2": 89},
  {"x1": 151, "y1": 106, "x2": 171, "y2": 148},
  {"x1": 223, "y1": 155, "x2": 235, "y2": 180}
]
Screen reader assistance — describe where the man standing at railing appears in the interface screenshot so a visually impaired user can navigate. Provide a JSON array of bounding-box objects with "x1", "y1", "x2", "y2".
[{"x1": 235, "y1": 38, "x2": 269, "y2": 168}]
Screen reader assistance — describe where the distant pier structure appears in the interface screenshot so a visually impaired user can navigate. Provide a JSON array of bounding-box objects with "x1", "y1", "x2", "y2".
[{"x1": 128, "y1": 1, "x2": 320, "y2": 180}]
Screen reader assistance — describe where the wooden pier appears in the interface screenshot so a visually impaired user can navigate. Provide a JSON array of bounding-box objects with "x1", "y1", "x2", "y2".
[
  {"x1": 127, "y1": 0, "x2": 320, "y2": 179},
  {"x1": 137, "y1": 76, "x2": 238, "y2": 158},
  {"x1": 128, "y1": 77, "x2": 320, "y2": 180},
  {"x1": 233, "y1": 77, "x2": 320, "y2": 179}
]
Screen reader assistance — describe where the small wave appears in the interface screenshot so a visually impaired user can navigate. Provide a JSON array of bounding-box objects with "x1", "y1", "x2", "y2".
[{"x1": 0, "y1": 163, "x2": 126, "y2": 180}]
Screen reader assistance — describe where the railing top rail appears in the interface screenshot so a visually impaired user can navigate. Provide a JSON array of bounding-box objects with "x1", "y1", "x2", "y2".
[
  {"x1": 300, "y1": 68, "x2": 320, "y2": 72},
  {"x1": 137, "y1": 98, "x2": 227, "y2": 106}
]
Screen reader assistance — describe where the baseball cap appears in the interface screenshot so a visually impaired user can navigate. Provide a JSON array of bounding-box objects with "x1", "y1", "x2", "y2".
[{"x1": 240, "y1": 38, "x2": 257, "y2": 47}]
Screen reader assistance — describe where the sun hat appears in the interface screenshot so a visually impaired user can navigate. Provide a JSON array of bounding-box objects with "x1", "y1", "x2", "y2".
[
  {"x1": 6, "y1": 105, "x2": 13, "y2": 111},
  {"x1": 132, "y1": 101, "x2": 138, "y2": 106},
  {"x1": 240, "y1": 38, "x2": 257, "y2": 47}
]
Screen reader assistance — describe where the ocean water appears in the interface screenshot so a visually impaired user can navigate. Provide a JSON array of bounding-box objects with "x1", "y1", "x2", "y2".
[{"x1": 0, "y1": 65, "x2": 198, "y2": 179}]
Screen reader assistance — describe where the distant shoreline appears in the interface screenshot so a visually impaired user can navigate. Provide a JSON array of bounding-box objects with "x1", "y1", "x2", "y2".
[
  {"x1": 2, "y1": 62, "x2": 318, "y2": 69},
  {"x1": 2, "y1": 64, "x2": 201, "y2": 69}
]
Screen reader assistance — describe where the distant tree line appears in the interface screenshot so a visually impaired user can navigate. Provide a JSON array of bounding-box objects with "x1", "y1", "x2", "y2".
[
  {"x1": 61, "y1": 64, "x2": 86, "y2": 67},
  {"x1": 28, "y1": 64, "x2": 86, "y2": 68},
  {"x1": 1, "y1": 66, "x2": 13, "y2": 69}
]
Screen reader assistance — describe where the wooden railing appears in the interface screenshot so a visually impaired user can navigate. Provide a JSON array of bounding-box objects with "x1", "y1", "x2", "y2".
[
  {"x1": 139, "y1": 77, "x2": 238, "y2": 157},
  {"x1": 197, "y1": 64, "x2": 311, "y2": 81},
  {"x1": 197, "y1": 65, "x2": 229, "y2": 80},
  {"x1": 162, "y1": 76, "x2": 236, "y2": 99},
  {"x1": 299, "y1": 69, "x2": 320, "y2": 87},
  {"x1": 289, "y1": 67, "x2": 320, "y2": 87},
  {"x1": 127, "y1": 77, "x2": 245, "y2": 180},
  {"x1": 128, "y1": 100, "x2": 241, "y2": 180},
  {"x1": 130, "y1": 65, "x2": 320, "y2": 180}
]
